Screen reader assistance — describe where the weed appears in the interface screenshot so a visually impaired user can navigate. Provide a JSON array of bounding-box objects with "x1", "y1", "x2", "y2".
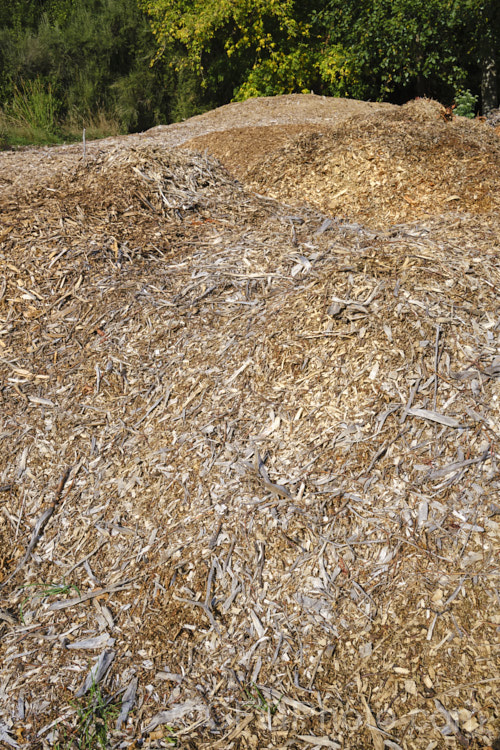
[
  {"x1": 0, "y1": 102, "x2": 122, "y2": 150},
  {"x1": 0, "y1": 121, "x2": 8, "y2": 150},
  {"x1": 243, "y1": 683, "x2": 281, "y2": 716},
  {"x1": 61, "y1": 107, "x2": 122, "y2": 141},
  {"x1": 73, "y1": 680, "x2": 117, "y2": 749},
  {"x1": 164, "y1": 725, "x2": 179, "y2": 746},
  {"x1": 53, "y1": 680, "x2": 118, "y2": 749},
  {"x1": 454, "y1": 89, "x2": 478, "y2": 118},
  {"x1": 18, "y1": 580, "x2": 80, "y2": 623},
  {"x1": 7, "y1": 78, "x2": 59, "y2": 134},
  {"x1": 22, "y1": 580, "x2": 81, "y2": 598}
]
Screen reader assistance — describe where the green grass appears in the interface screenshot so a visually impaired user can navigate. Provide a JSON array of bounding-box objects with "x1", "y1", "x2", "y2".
[
  {"x1": 9, "y1": 78, "x2": 58, "y2": 133},
  {"x1": 54, "y1": 681, "x2": 118, "y2": 749},
  {"x1": 60, "y1": 108, "x2": 123, "y2": 142},
  {"x1": 0, "y1": 90, "x2": 123, "y2": 150},
  {"x1": 0, "y1": 114, "x2": 63, "y2": 148},
  {"x1": 21, "y1": 581, "x2": 81, "y2": 598},
  {"x1": 164, "y1": 725, "x2": 179, "y2": 746},
  {"x1": 18, "y1": 580, "x2": 80, "y2": 623},
  {"x1": 1, "y1": 78, "x2": 59, "y2": 147},
  {"x1": 243, "y1": 683, "x2": 281, "y2": 716}
]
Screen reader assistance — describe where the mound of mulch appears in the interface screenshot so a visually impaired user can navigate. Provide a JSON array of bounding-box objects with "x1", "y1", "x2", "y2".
[
  {"x1": 186, "y1": 98, "x2": 500, "y2": 231},
  {"x1": 0, "y1": 98, "x2": 499, "y2": 749}
]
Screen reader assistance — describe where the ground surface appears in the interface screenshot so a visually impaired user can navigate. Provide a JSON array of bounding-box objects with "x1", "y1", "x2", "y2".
[{"x1": 0, "y1": 95, "x2": 499, "y2": 750}]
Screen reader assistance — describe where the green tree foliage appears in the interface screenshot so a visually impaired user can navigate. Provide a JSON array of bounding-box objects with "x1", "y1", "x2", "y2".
[
  {"x1": 474, "y1": 0, "x2": 499, "y2": 113},
  {"x1": 1, "y1": 0, "x2": 498, "y2": 149},
  {"x1": 0, "y1": 0, "x2": 79, "y2": 29},
  {"x1": 316, "y1": 0, "x2": 498, "y2": 106},
  {"x1": 141, "y1": 0, "x2": 498, "y2": 110},
  {"x1": 0, "y1": 0, "x2": 178, "y2": 143},
  {"x1": 138, "y1": 0, "x2": 322, "y2": 101},
  {"x1": 315, "y1": 0, "x2": 469, "y2": 102}
]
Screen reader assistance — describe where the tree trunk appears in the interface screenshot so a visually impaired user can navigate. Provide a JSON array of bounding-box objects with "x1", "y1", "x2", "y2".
[{"x1": 480, "y1": 2, "x2": 499, "y2": 114}]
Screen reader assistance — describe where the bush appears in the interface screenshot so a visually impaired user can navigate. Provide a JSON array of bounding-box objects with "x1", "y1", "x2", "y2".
[
  {"x1": 454, "y1": 88, "x2": 478, "y2": 118},
  {"x1": 8, "y1": 77, "x2": 59, "y2": 134},
  {"x1": 0, "y1": 0, "x2": 186, "y2": 148}
]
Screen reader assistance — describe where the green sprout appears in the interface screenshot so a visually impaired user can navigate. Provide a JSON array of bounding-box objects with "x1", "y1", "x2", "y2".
[
  {"x1": 18, "y1": 580, "x2": 81, "y2": 623},
  {"x1": 164, "y1": 725, "x2": 179, "y2": 746},
  {"x1": 53, "y1": 679, "x2": 118, "y2": 749},
  {"x1": 243, "y1": 683, "x2": 281, "y2": 716}
]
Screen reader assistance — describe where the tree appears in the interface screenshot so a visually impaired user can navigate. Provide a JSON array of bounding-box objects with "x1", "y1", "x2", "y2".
[
  {"x1": 0, "y1": 0, "x2": 177, "y2": 136},
  {"x1": 476, "y1": 0, "x2": 499, "y2": 113},
  {"x1": 316, "y1": 0, "x2": 498, "y2": 110},
  {"x1": 140, "y1": 0, "x2": 496, "y2": 111},
  {"x1": 0, "y1": 0, "x2": 79, "y2": 30},
  {"x1": 138, "y1": 0, "x2": 322, "y2": 102}
]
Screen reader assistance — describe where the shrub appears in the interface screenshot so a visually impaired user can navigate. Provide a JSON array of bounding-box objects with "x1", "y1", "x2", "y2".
[{"x1": 454, "y1": 88, "x2": 478, "y2": 118}]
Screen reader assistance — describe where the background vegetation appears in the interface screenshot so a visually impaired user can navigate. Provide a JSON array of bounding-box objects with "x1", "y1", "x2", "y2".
[{"x1": 0, "y1": 0, "x2": 498, "y2": 148}]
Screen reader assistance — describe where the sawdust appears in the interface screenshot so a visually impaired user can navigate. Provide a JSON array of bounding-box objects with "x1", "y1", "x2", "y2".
[{"x1": 0, "y1": 95, "x2": 499, "y2": 750}]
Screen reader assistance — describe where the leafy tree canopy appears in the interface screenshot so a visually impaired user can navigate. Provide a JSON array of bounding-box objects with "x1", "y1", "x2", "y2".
[
  {"x1": 138, "y1": 0, "x2": 322, "y2": 100},
  {"x1": 140, "y1": 0, "x2": 498, "y2": 109},
  {"x1": 0, "y1": 0, "x2": 497, "y2": 149},
  {"x1": 316, "y1": 0, "x2": 496, "y2": 103}
]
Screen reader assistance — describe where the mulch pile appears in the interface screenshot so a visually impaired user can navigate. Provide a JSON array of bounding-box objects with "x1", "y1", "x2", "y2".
[
  {"x1": 188, "y1": 98, "x2": 500, "y2": 230},
  {"x1": 0, "y1": 97, "x2": 499, "y2": 750}
]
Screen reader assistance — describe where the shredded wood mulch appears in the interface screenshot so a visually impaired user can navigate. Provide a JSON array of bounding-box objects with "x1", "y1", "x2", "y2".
[
  {"x1": 187, "y1": 98, "x2": 500, "y2": 230},
  {"x1": 0, "y1": 95, "x2": 499, "y2": 750}
]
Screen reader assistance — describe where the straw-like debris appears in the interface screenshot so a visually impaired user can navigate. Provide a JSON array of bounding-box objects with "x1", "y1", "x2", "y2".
[
  {"x1": 188, "y1": 98, "x2": 500, "y2": 230},
  {"x1": 0, "y1": 95, "x2": 499, "y2": 749}
]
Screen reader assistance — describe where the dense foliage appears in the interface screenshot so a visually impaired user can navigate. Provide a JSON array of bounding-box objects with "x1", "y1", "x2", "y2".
[
  {"x1": 0, "y1": 0, "x2": 211, "y2": 146},
  {"x1": 141, "y1": 0, "x2": 498, "y2": 108},
  {"x1": 0, "y1": 0, "x2": 498, "y2": 147}
]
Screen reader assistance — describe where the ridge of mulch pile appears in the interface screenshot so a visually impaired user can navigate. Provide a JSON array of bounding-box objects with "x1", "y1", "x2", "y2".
[
  {"x1": 186, "y1": 98, "x2": 500, "y2": 231},
  {"x1": 0, "y1": 97, "x2": 499, "y2": 749},
  {"x1": 245, "y1": 99, "x2": 500, "y2": 229}
]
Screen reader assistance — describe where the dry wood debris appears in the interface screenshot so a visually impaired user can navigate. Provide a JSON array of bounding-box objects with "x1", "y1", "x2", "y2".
[
  {"x1": 0, "y1": 95, "x2": 499, "y2": 749},
  {"x1": 241, "y1": 98, "x2": 500, "y2": 230}
]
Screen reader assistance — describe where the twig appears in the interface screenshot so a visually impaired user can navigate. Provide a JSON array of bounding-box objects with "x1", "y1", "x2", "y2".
[
  {"x1": 433, "y1": 324, "x2": 441, "y2": 411},
  {"x1": 1, "y1": 467, "x2": 71, "y2": 588},
  {"x1": 173, "y1": 595, "x2": 220, "y2": 633}
]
